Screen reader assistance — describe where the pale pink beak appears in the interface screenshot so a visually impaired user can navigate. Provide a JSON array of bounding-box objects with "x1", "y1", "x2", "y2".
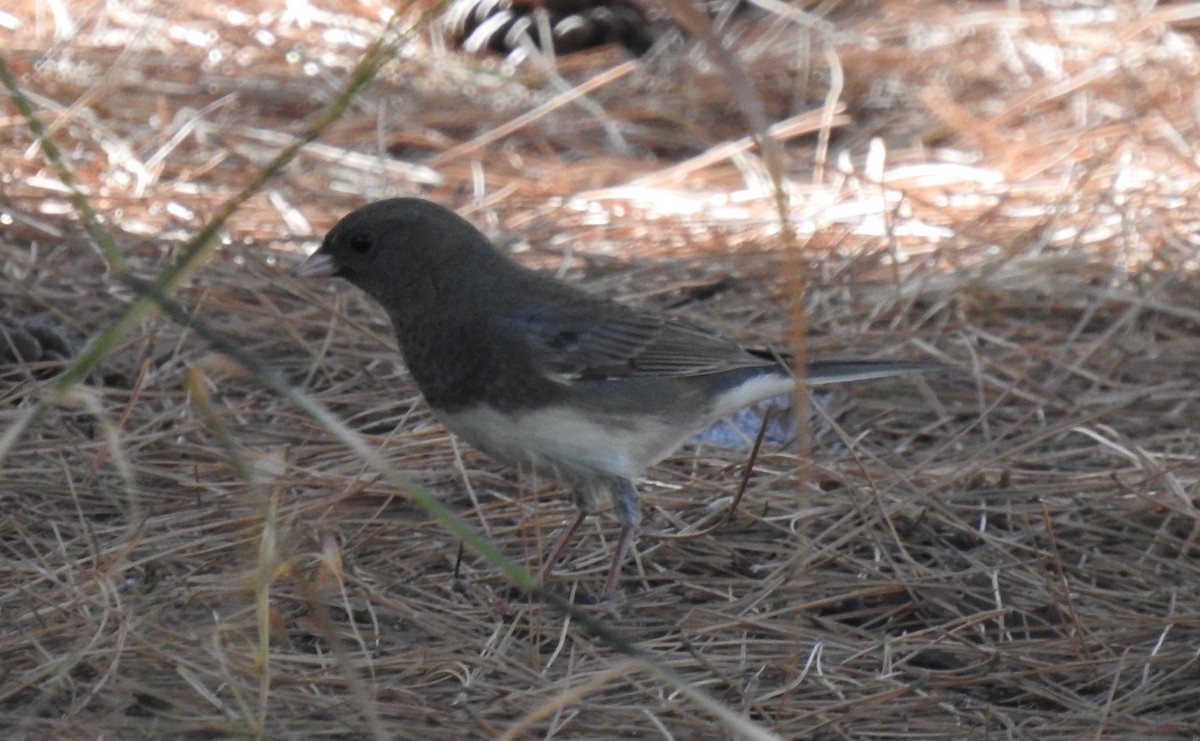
[{"x1": 291, "y1": 252, "x2": 338, "y2": 279}]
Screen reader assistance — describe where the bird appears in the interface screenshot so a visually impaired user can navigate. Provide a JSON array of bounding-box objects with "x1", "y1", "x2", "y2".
[{"x1": 292, "y1": 197, "x2": 935, "y2": 599}]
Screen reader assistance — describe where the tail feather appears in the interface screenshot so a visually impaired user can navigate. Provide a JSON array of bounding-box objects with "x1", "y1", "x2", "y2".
[
  {"x1": 803, "y1": 359, "x2": 946, "y2": 385},
  {"x1": 745, "y1": 349, "x2": 946, "y2": 385}
]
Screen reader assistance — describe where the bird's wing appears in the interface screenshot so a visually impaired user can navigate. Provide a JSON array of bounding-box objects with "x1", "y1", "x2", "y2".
[{"x1": 498, "y1": 298, "x2": 776, "y2": 381}]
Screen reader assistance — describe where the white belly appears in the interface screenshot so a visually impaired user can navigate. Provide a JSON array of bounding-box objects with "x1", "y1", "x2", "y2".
[{"x1": 437, "y1": 403, "x2": 693, "y2": 481}]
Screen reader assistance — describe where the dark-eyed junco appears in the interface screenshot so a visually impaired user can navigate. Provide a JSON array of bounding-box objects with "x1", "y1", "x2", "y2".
[{"x1": 293, "y1": 197, "x2": 934, "y2": 598}]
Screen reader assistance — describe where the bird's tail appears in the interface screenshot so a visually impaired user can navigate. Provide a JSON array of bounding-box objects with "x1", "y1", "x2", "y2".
[
  {"x1": 745, "y1": 349, "x2": 945, "y2": 385},
  {"x1": 803, "y1": 358, "x2": 945, "y2": 385}
]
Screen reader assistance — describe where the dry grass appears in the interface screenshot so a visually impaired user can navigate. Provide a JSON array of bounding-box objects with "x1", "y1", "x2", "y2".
[{"x1": 3, "y1": 0, "x2": 1200, "y2": 738}]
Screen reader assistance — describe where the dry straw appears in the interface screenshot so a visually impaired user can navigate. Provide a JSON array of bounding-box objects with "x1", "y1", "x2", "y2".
[{"x1": 2, "y1": 0, "x2": 1200, "y2": 738}]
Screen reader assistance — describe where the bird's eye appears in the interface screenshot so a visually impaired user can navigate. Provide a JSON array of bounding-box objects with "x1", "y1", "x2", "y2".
[{"x1": 348, "y1": 232, "x2": 373, "y2": 254}]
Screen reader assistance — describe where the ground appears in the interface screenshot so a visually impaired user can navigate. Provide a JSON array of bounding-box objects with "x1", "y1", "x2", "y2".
[{"x1": 2, "y1": 1, "x2": 1199, "y2": 739}]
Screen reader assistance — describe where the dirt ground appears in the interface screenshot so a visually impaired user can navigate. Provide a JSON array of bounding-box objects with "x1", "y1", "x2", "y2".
[{"x1": 2, "y1": 1, "x2": 1199, "y2": 738}]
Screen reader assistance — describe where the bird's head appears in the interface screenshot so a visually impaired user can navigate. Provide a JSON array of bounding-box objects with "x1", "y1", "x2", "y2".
[{"x1": 291, "y1": 197, "x2": 513, "y2": 320}]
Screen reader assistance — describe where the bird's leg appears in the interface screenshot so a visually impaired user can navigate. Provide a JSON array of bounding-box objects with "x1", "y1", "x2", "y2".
[
  {"x1": 538, "y1": 509, "x2": 587, "y2": 585},
  {"x1": 540, "y1": 478, "x2": 641, "y2": 599},
  {"x1": 600, "y1": 479, "x2": 640, "y2": 600},
  {"x1": 599, "y1": 520, "x2": 636, "y2": 600}
]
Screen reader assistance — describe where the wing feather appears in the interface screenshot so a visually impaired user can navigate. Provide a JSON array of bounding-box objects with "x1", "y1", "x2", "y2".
[{"x1": 497, "y1": 289, "x2": 776, "y2": 380}]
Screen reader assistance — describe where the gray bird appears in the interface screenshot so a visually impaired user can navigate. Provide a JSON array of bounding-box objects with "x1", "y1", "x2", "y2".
[{"x1": 293, "y1": 197, "x2": 934, "y2": 599}]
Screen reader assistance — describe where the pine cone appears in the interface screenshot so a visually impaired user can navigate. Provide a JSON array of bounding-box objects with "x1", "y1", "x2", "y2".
[
  {"x1": 443, "y1": 0, "x2": 659, "y2": 56},
  {"x1": 0, "y1": 313, "x2": 81, "y2": 380}
]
